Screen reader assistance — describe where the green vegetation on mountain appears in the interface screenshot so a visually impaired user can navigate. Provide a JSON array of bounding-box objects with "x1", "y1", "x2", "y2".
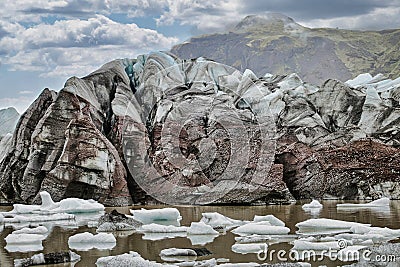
[{"x1": 171, "y1": 14, "x2": 400, "y2": 85}]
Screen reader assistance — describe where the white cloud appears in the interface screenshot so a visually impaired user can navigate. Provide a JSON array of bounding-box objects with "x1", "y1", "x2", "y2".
[
  {"x1": 1, "y1": 15, "x2": 178, "y2": 77},
  {"x1": 294, "y1": 6, "x2": 400, "y2": 30},
  {"x1": 18, "y1": 90, "x2": 34, "y2": 94}
]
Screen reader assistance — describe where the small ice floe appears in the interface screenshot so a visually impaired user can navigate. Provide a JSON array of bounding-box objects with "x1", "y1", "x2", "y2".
[
  {"x1": 68, "y1": 232, "x2": 116, "y2": 251},
  {"x1": 302, "y1": 200, "x2": 323, "y2": 209},
  {"x1": 3, "y1": 213, "x2": 75, "y2": 224},
  {"x1": 296, "y1": 218, "x2": 370, "y2": 235},
  {"x1": 5, "y1": 233, "x2": 46, "y2": 252},
  {"x1": 139, "y1": 223, "x2": 188, "y2": 233},
  {"x1": 292, "y1": 240, "x2": 343, "y2": 251},
  {"x1": 350, "y1": 225, "x2": 400, "y2": 238},
  {"x1": 96, "y1": 251, "x2": 173, "y2": 267},
  {"x1": 143, "y1": 232, "x2": 187, "y2": 241},
  {"x1": 232, "y1": 221, "x2": 290, "y2": 236},
  {"x1": 200, "y1": 212, "x2": 245, "y2": 230},
  {"x1": 6, "y1": 191, "x2": 104, "y2": 215},
  {"x1": 231, "y1": 243, "x2": 268, "y2": 255},
  {"x1": 253, "y1": 215, "x2": 285, "y2": 226},
  {"x1": 337, "y1": 198, "x2": 390, "y2": 209},
  {"x1": 186, "y1": 222, "x2": 219, "y2": 245},
  {"x1": 159, "y1": 248, "x2": 198, "y2": 263},
  {"x1": 14, "y1": 251, "x2": 81, "y2": 267},
  {"x1": 12, "y1": 226, "x2": 48, "y2": 235},
  {"x1": 187, "y1": 222, "x2": 219, "y2": 235},
  {"x1": 130, "y1": 208, "x2": 182, "y2": 226},
  {"x1": 302, "y1": 200, "x2": 323, "y2": 217},
  {"x1": 187, "y1": 234, "x2": 218, "y2": 246}
]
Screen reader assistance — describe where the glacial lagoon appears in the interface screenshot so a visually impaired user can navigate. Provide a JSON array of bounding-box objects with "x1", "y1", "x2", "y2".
[{"x1": 1, "y1": 200, "x2": 399, "y2": 266}]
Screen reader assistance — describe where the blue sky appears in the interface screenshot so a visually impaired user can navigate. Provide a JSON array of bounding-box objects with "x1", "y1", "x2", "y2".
[{"x1": 1, "y1": 0, "x2": 399, "y2": 113}]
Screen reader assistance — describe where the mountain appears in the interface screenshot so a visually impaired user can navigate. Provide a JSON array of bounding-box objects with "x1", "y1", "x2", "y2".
[
  {"x1": 171, "y1": 13, "x2": 400, "y2": 85},
  {"x1": 0, "y1": 107, "x2": 19, "y2": 137},
  {"x1": 1, "y1": 52, "x2": 400, "y2": 205}
]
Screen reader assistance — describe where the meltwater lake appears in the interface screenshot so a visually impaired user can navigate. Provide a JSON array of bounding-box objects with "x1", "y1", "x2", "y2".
[{"x1": 1, "y1": 200, "x2": 399, "y2": 266}]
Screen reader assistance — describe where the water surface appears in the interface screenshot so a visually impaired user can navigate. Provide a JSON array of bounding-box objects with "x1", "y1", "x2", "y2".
[{"x1": 1, "y1": 200, "x2": 399, "y2": 266}]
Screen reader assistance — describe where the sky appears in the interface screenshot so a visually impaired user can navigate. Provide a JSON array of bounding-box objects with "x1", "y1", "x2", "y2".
[{"x1": 1, "y1": 0, "x2": 399, "y2": 113}]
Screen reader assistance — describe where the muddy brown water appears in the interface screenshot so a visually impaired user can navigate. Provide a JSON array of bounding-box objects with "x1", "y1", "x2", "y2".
[{"x1": 1, "y1": 200, "x2": 399, "y2": 266}]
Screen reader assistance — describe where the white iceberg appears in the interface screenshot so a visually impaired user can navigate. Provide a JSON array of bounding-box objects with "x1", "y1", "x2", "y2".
[
  {"x1": 350, "y1": 225, "x2": 400, "y2": 238},
  {"x1": 337, "y1": 198, "x2": 390, "y2": 209},
  {"x1": 302, "y1": 200, "x2": 323, "y2": 209},
  {"x1": 253, "y1": 215, "x2": 285, "y2": 226},
  {"x1": 130, "y1": 208, "x2": 182, "y2": 226},
  {"x1": 296, "y1": 218, "x2": 370, "y2": 235},
  {"x1": 187, "y1": 222, "x2": 219, "y2": 235},
  {"x1": 6, "y1": 233, "x2": 46, "y2": 244},
  {"x1": 4, "y1": 213, "x2": 75, "y2": 223},
  {"x1": 292, "y1": 240, "x2": 342, "y2": 251},
  {"x1": 159, "y1": 248, "x2": 198, "y2": 262},
  {"x1": 139, "y1": 223, "x2": 188, "y2": 233},
  {"x1": 231, "y1": 243, "x2": 268, "y2": 255},
  {"x1": 142, "y1": 232, "x2": 187, "y2": 241},
  {"x1": 96, "y1": 251, "x2": 173, "y2": 267},
  {"x1": 12, "y1": 226, "x2": 48, "y2": 235},
  {"x1": 5, "y1": 243, "x2": 44, "y2": 253},
  {"x1": 5, "y1": 191, "x2": 104, "y2": 215},
  {"x1": 68, "y1": 232, "x2": 116, "y2": 251},
  {"x1": 187, "y1": 234, "x2": 218, "y2": 246},
  {"x1": 232, "y1": 221, "x2": 290, "y2": 236},
  {"x1": 200, "y1": 212, "x2": 246, "y2": 230}
]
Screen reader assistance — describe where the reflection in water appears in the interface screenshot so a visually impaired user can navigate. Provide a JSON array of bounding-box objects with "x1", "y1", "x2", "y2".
[{"x1": 0, "y1": 201, "x2": 399, "y2": 266}]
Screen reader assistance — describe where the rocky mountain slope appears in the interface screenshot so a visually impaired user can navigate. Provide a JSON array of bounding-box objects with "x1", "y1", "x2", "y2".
[
  {"x1": 171, "y1": 13, "x2": 400, "y2": 85},
  {"x1": 1, "y1": 52, "x2": 400, "y2": 205}
]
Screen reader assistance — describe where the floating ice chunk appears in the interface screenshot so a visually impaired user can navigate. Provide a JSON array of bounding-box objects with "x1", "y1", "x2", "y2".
[
  {"x1": 187, "y1": 222, "x2": 219, "y2": 235},
  {"x1": 253, "y1": 215, "x2": 285, "y2": 226},
  {"x1": 143, "y1": 232, "x2": 187, "y2": 241},
  {"x1": 6, "y1": 191, "x2": 104, "y2": 215},
  {"x1": 302, "y1": 200, "x2": 323, "y2": 209},
  {"x1": 232, "y1": 222, "x2": 290, "y2": 236},
  {"x1": 296, "y1": 218, "x2": 370, "y2": 235},
  {"x1": 175, "y1": 258, "x2": 217, "y2": 266},
  {"x1": 68, "y1": 232, "x2": 116, "y2": 251},
  {"x1": 337, "y1": 198, "x2": 390, "y2": 209},
  {"x1": 6, "y1": 233, "x2": 46, "y2": 244},
  {"x1": 5, "y1": 243, "x2": 44, "y2": 253},
  {"x1": 160, "y1": 248, "x2": 197, "y2": 262},
  {"x1": 4, "y1": 213, "x2": 75, "y2": 223},
  {"x1": 292, "y1": 240, "x2": 342, "y2": 251},
  {"x1": 187, "y1": 234, "x2": 218, "y2": 246},
  {"x1": 139, "y1": 223, "x2": 188, "y2": 233},
  {"x1": 200, "y1": 212, "x2": 245, "y2": 230},
  {"x1": 350, "y1": 225, "x2": 400, "y2": 238},
  {"x1": 0, "y1": 213, "x2": 4, "y2": 223},
  {"x1": 130, "y1": 208, "x2": 182, "y2": 225},
  {"x1": 12, "y1": 226, "x2": 48, "y2": 235},
  {"x1": 96, "y1": 251, "x2": 172, "y2": 267},
  {"x1": 231, "y1": 243, "x2": 267, "y2": 255}
]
